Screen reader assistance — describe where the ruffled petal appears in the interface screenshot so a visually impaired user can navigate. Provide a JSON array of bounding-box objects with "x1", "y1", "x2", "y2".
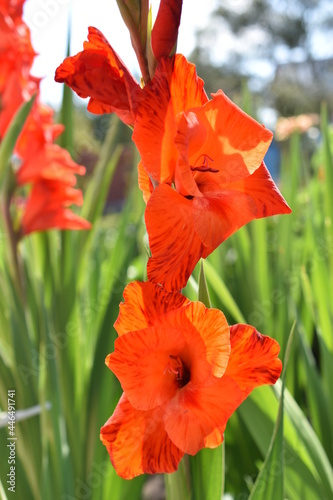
[
  {"x1": 136, "y1": 302, "x2": 229, "y2": 384},
  {"x1": 225, "y1": 324, "x2": 282, "y2": 394},
  {"x1": 181, "y1": 302, "x2": 230, "y2": 380},
  {"x1": 106, "y1": 324, "x2": 186, "y2": 410},
  {"x1": 17, "y1": 144, "x2": 85, "y2": 186},
  {"x1": 192, "y1": 162, "x2": 291, "y2": 249},
  {"x1": 101, "y1": 393, "x2": 184, "y2": 479},
  {"x1": 174, "y1": 111, "x2": 206, "y2": 197},
  {"x1": 55, "y1": 27, "x2": 140, "y2": 125},
  {"x1": 22, "y1": 208, "x2": 91, "y2": 235},
  {"x1": 21, "y1": 180, "x2": 91, "y2": 234},
  {"x1": 145, "y1": 183, "x2": 204, "y2": 291},
  {"x1": 182, "y1": 91, "x2": 273, "y2": 185},
  {"x1": 133, "y1": 54, "x2": 208, "y2": 184},
  {"x1": 164, "y1": 323, "x2": 282, "y2": 454},
  {"x1": 163, "y1": 377, "x2": 243, "y2": 455},
  {"x1": 114, "y1": 281, "x2": 189, "y2": 336}
]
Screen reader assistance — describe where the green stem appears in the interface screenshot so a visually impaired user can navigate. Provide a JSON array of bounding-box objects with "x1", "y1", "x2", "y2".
[
  {"x1": 221, "y1": 440, "x2": 225, "y2": 497},
  {"x1": 165, "y1": 456, "x2": 191, "y2": 500}
]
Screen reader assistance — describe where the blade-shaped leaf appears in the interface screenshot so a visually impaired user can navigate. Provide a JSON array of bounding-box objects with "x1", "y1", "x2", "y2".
[
  {"x1": 249, "y1": 321, "x2": 296, "y2": 499},
  {"x1": 0, "y1": 94, "x2": 36, "y2": 190}
]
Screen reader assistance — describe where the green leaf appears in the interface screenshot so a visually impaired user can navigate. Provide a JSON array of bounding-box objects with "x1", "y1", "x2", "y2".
[
  {"x1": 197, "y1": 260, "x2": 211, "y2": 307},
  {"x1": 189, "y1": 445, "x2": 224, "y2": 500},
  {"x1": 165, "y1": 459, "x2": 191, "y2": 500},
  {"x1": 0, "y1": 94, "x2": 36, "y2": 191},
  {"x1": 80, "y1": 118, "x2": 122, "y2": 225},
  {"x1": 249, "y1": 321, "x2": 296, "y2": 499},
  {"x1": 58, "y1": 23, "x2": 74, "y2": 154},
  {"x1": 204, "y1": 259, "x2": 246, "y2": 323}
]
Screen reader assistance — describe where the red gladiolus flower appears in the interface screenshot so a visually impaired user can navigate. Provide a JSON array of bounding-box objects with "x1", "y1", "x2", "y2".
[
  {"x1": 0, "y1": 5, "x2": 37, "y2": 138},
  {"x1": 15, "y1": 103, "x2": 91, "y2": 235},
  {"x1": 55, "y1": 27, "x2": 140, "y2": 126},
  {"x1": 21, "y1": 179, "x2": 91, "y2": 235},
  {"x1": 0, "y1": 4, "x2": 36, "y2": 92},
  {"x1": 133, "y1": 55, "x2": 291, "y2": 291},
  {"x1": 0, "y1": 0, "x2": 25, "y2": 20},
  {"x1": 100, "y1": 281, "x2": 282, "y2": 479},
  {"x1": 15, "y1": 103, "x2": 64, "y2": 159},
  {"x1": 1, "y1": 1, "x2": 91, "y2": 236}
]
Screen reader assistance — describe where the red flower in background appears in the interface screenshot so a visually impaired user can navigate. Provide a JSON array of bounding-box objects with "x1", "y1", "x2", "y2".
[
  {"x1": 133, "y1": 55, "x2": 291, "y2": 291},
  {"x1": 0, "y1": 3, "x2": 36, "y2": 137},
  {"x1": 14, "y1": 102, "x2": 91, "y2": 235},
  {"x1": 22, "y1": 179, "x2": 90, "y2": 234},
  {"x1": 100, "y1": 281, "x2": 282, "y2": 479},
  {"x1": 0, "y1": 2, "x2": 90, "y2": 235},
  {"x1": 0, "y1": 0, "x2": 25, "y2": 19}
]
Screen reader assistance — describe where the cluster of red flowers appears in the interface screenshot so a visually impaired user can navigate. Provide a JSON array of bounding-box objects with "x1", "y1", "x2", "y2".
[
  {"x1": 55, "y1": 0, "x2": 291, "y2": 479},
  {"x1": 0, "y1": 0, "x2": 90, "y2": 235}
]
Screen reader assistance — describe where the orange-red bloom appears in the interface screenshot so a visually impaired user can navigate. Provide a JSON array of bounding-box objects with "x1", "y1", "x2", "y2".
[
  {"x1": 21, "y1": 179, "x2": 91, "y2": 234},
  {"x1": 0, "y1": 4, "x2": 36, "y2": 137},
  {"x1": 0, "y1": 0, "x2": 25, "y2": 20},
  {"x1": 132, "y1": 55, "x2": 291, "y2": 291},
  {"x1": 15, "y1": 102, "x2": 91, "y2": 235},
  {"x1": 0, "y1": 2, "x2": 90, "y2": 236},
  {"x1": 55, "y1": 27, "x2": 140, "y2": 126},
  {"x1": 100, "y1": 281, "x2": 282, "y2": 479}
]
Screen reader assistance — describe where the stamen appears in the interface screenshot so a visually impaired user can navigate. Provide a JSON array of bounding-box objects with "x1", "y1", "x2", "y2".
[
  {"x1": 190, "y1": 154, "x2": 218, "y2": 173},
  {"x1": 168, "y1": 355, "x2": 183, "y2": 381},
  {"x1": 164, "y1": 355, "x2": 190, "y2": 387}
]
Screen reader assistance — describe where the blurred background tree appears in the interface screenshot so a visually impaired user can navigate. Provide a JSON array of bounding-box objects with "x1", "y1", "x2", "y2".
[{"x1": 190, "y1": 0, "x2": 333, "y2": 116}]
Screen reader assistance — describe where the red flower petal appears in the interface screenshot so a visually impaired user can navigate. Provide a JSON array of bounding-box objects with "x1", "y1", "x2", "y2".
[
  {"x1": 110, "y1": 298, "x2": 230, "y2": 410},
  {"x1": 133, "y1": 54, "x2": 208, "y2": 184},
  {"x1": 106, "y1": 323, "x2": 186, "y2": 410},
  {"x1": 143, "y1": 302, "x2": 230, "y2": 384},
  {"x1": 199, "y1": 324, "x2": 282, "y2": 448},
  {"x1": 181, "y1": 302, "x2": 230, "y2": 380},
  {"x1": 114, "y1": 281, "x2": 189, "y2": 336},
  {"x1": 151, "y1": 0, "x2": 183, "y2": 60},
  {"x1": 137, "y1": 160, "x2": 153, "y2": 204},
  {"x1": 225, "y1": 324, "x2": 282, "y2": 393},
  {"x1": 163, "y1": 377, "x2": 243, "y2": 455},
  {"x1": 163, "y1": 324, "x2": 281, "y2": 454},
  {"x1": 22, "y1": 180, "x2": 91, "y2": 234},
  {"x1": 145, "y1": 183, "x2": 206, "y2": 291},
  {"x1": 193, "y1": 162, "x2": 292, "y2": 250},
  {"x1": 15, "y1": 103, "x2": 64, "y2": 159},
  {"x1": 177, "y1": 91, "x2": 273, "y2": 186},
  {"x1": 17, "y1": 144, "x2": 86, "y2": 186},
  {"x1": 100, "y1": 393, "x2": 184, "y2": 479},
  {"x1": 22, "y1": 209, "x2": 91, "y2": 234},
  {"x1": 55, "y1": 27, "x2": 140, "y2": 126}
]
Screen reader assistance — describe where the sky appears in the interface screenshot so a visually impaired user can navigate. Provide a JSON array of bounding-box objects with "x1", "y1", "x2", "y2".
[{"x1": 22, "y1": 0, "x2": 215, "y2": 108}]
